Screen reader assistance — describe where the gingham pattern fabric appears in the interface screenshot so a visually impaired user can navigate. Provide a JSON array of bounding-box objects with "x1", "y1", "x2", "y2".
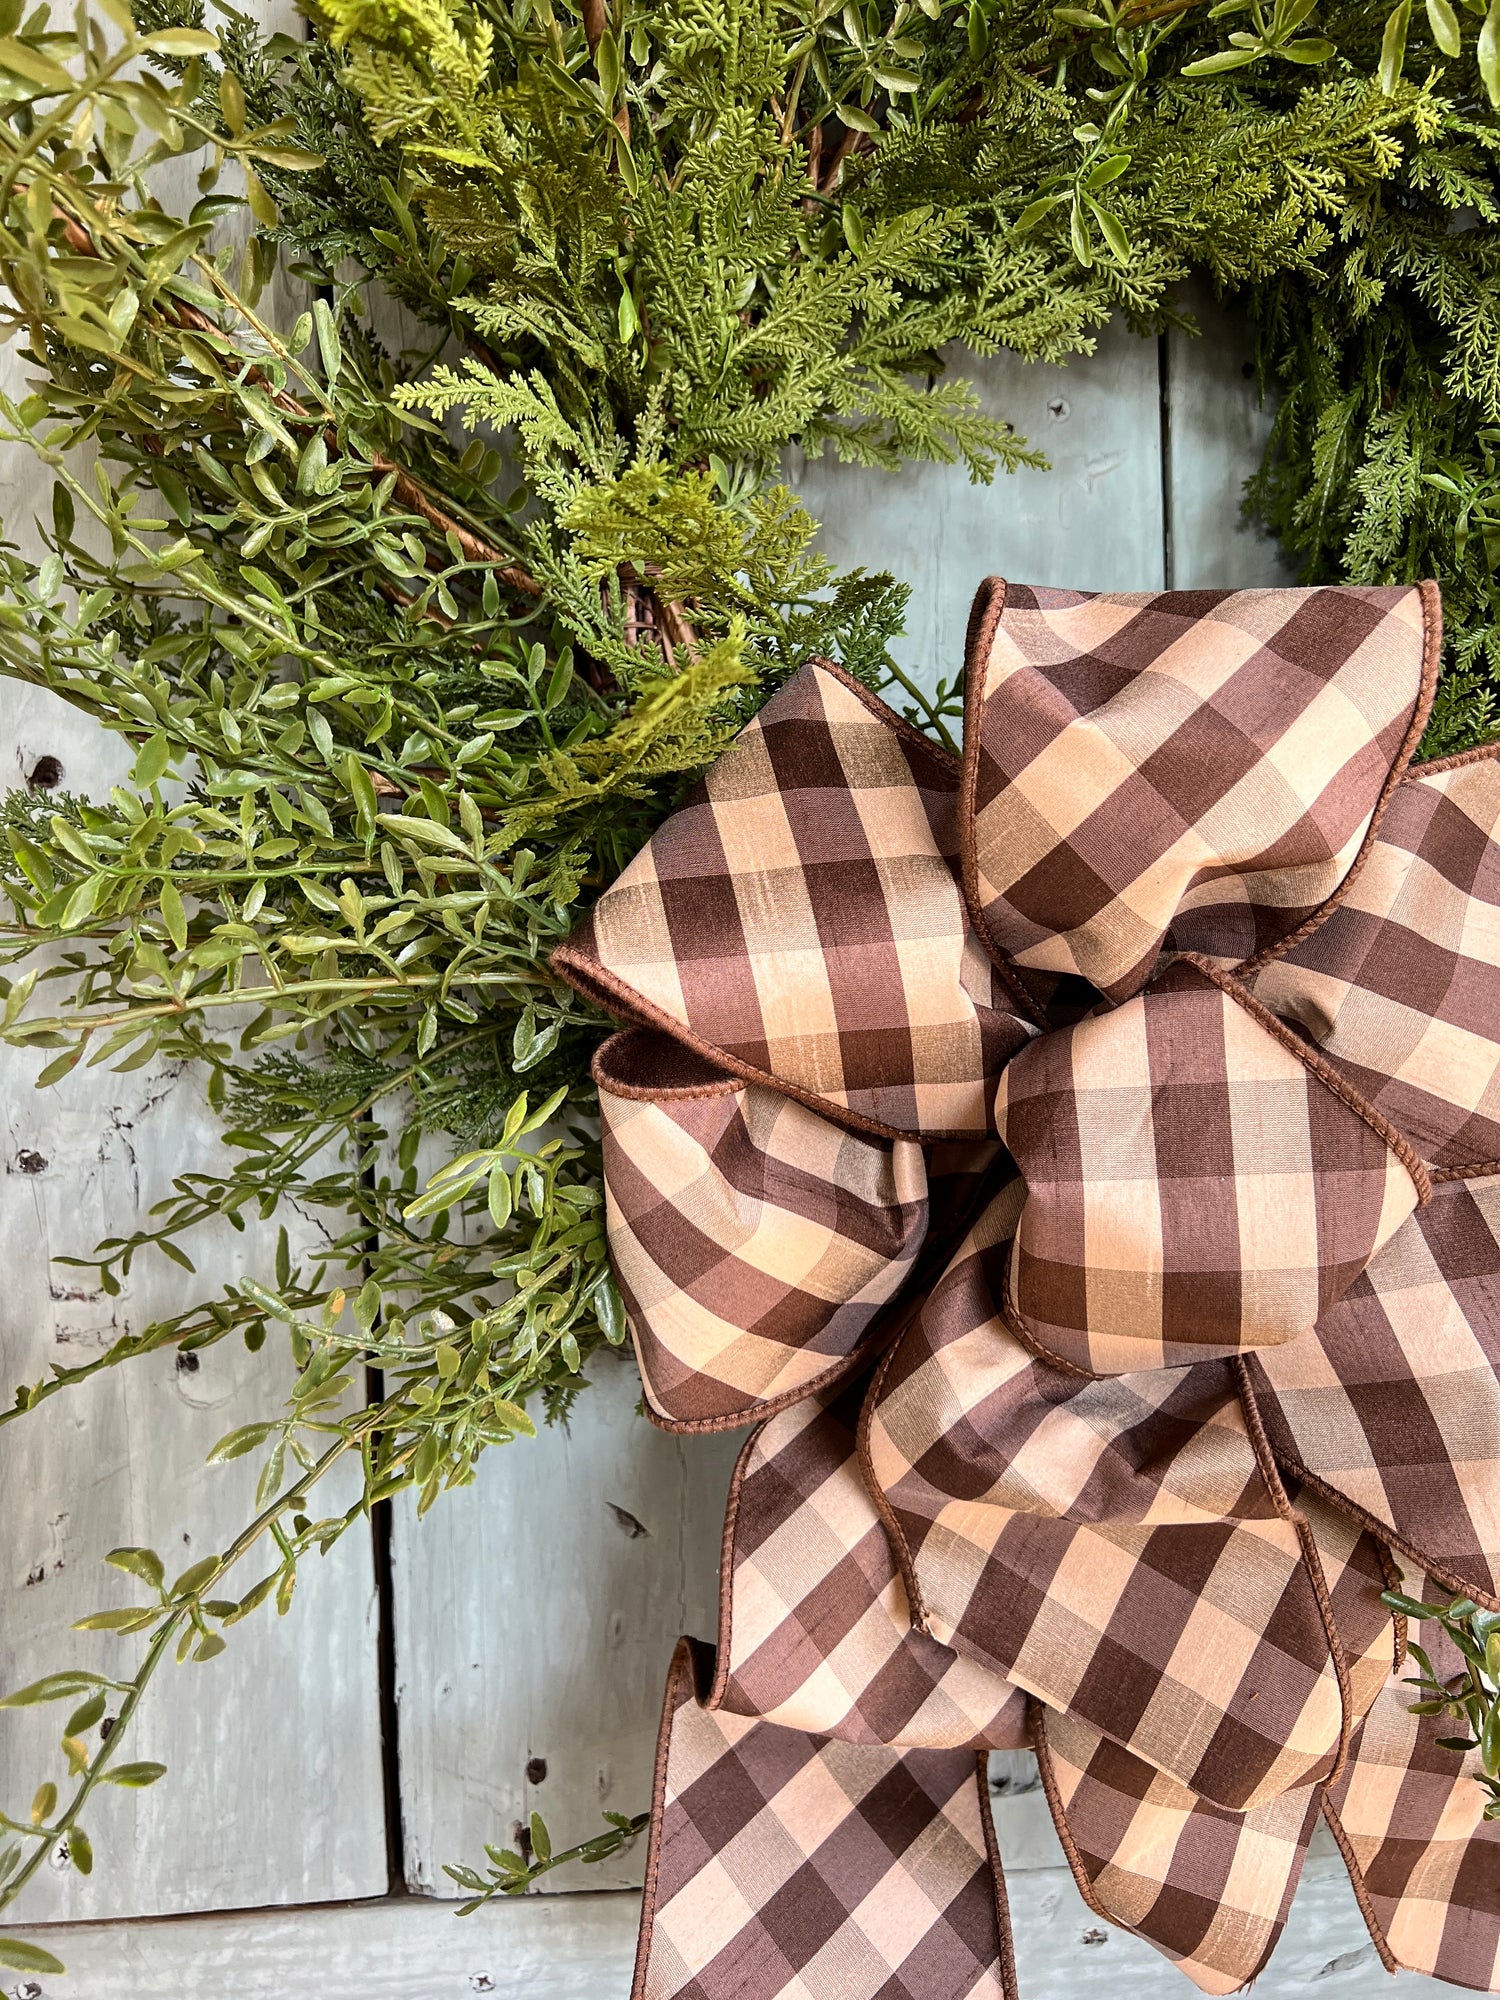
[
  {"x1": 717, "y1": 1381, "x2": 1029, "y2": 1749},
  {"x1": 1033, "y1": 1708, "x2": 1324, "y2": 1996},
  {"x1": 1028, "y1": 1493, "x2": 1396, "y2": 1994},
  {"x1": 550, "y1": 576, "x2": 1500, "y2": 2000},
  {"x1": 964, "y1": 580, "x2": 1436, "y2": 1003},
  {"x1": 595, "y1": 1029, "x2": 928, "y2": 1427},
  {"x1": 861, "y1": 1181, "x2": 1358, "y2": 1813},
  {"x1": 1250, "y1": 747, "x2": 1500, "y2": 1173},
  {"x1": 554, "y1": 655, "x2": 1036, "y2": 1139},
  {"x1": 995, "y1": 957, "x2": 1422, "y2": 1375},
  {"x1": 1248, "y1": 1174, "x2": 1500, "y2": 1604},
  {"x1": 1325, "y1": 1576, "x2": 1500, "y2": 1991},
  {"x1": 635, "y1": 1638, "x2": 1015, "y2": 2000}
]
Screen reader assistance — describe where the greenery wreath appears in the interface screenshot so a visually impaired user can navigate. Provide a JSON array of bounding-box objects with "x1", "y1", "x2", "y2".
[{"x1": 2, "y1": 0, "x2": 1500, "y2": 1961}]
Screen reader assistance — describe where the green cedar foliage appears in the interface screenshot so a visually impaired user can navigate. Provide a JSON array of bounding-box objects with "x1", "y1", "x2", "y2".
[{"x1": 0, "y1": 0, "x2": 1495, "y2": 1927}]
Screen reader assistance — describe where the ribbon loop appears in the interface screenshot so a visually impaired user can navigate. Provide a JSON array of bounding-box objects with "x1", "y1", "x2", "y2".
[
  {"x1": 994, "y1": 959, "x2": 1423, "y2": 1376},
  {"x1": 555, "y1": 655, "x2": 1036, "y2": 1140},
  {"x1": 1249, "y1": 750, "x2": 1500, "y2": 1174},
  {"x1": 964, "y1": 580, "x2": 1436, "y2": 1004},
  {"x1": 595, "y1": 1028, "x2": 927, "y2": 1428},
  {"x1": 862, "y1": 1179, "x2": 1357, "y2": 1813}
]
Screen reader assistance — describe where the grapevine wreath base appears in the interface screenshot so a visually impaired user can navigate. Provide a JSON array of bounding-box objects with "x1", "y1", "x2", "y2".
[{"x1": 553, "y1": 576, "x2": 1500, "y2": 1999}]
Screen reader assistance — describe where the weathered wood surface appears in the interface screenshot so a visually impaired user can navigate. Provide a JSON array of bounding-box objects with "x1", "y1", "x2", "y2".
[
  {"x1": 1, "y1": 263, "x2": 1406, "y2": 1995},
  {"x1": 0, "y1": 1847, "x2": 1428, "y2": 2000},
  {"x1": 0, "y1": 62, "x2": 389, "y2": 1916},
  {"x1": 0, "y1": 582, "x2": 389, "y2": 1924},
  {"x1": 391, "y1": 1356, "x2": 739, "y2": 1894}
]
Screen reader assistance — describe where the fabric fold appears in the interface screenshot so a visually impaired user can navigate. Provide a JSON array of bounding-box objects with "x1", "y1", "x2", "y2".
[
  {"x1": 714, "y1": 1380, "x2": 1029, "y2": 1749},
  {"x1": 962, "y1": 579, "x2": 1438, "y2": 1004},
  {"x1": 1248, "y1": 746, "x2": 1500, "y2": 1174},
  {"x1": 595, "y1": 1028, "x2": 928, "y2": 1428},
  {"x1": 1325, "y1": 1577, "x2": 1500, "y2": 1991},
  {"x1": 994, "y1": 957, "x2": 1423, "y2": 1376},
  {"x1": 1247, "y1": 1175, "x2": 1500, "y2": 1608},
  {"x1": 860, "y1": 1181, "x2": 1361, "y2": 1812},
  {"x1": 555, "y1": 654, "x2": 1036, "y2": 1140},
  {"x1": 632, "y1": 1637, "x2": 1018, "y2": 2000}
]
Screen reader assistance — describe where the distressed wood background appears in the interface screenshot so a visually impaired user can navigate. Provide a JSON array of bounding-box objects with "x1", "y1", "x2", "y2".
[{"x1": 0, "y1": 277, "x2": 1426, "y2": 1995}]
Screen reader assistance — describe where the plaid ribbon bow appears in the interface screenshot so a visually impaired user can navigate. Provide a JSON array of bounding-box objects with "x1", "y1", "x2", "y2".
[{"x1": 553, "y1": 578, "x2": 1500, "y2": 1998}]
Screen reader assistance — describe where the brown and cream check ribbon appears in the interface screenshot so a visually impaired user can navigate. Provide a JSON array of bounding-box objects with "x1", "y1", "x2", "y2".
[{"x1": 553, "y1": 578, "x2": 1500, "y2": 1998}]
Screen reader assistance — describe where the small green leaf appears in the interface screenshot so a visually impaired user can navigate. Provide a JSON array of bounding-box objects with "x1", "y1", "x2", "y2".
[
  {"x1": 343, "y1": 752, "x2": 378, "y2": 838},
  {"x1": 1482, "y1": 0, "x2": 1500, "y2": 103},
  {"x1": 1086, "y1": 198, "x2": 1131, "y2": 264},
  {"x1": 73, "y1": 1607, "x2": 156, "y2": 1632},
  {"x1": 1380, "y1": 0, "x2": 1412, "y2": 90},
  {"x1": 1014, "y1": 192, "x2": 1067, "y2": 234},
  {"x1": 0, "y1": 1672, "x2": 110, "y2": 1709},
  {"x1": 1069, "y1": 199, "x2": 1094, "y2": 268},
  {"x1": 207, "y1": 1422, "x2": 277, "y2": 1464},
  {"x1": 313, "y1": 299, "x2": 342, "y2": 386},
  {"x1": 142, "y1": 26, "x2": 218, "y2": 51},
  {"x1": 159, "y1": 879, "x2": 187, "y2": 951},
  {"x1": 171, "y1": 1555, "x2": 221, "y2": 1600},
  {"x1": 1427, "y1": 0, "x2": 1462, "y2": 51},
  {"x1": 103, "y1": 1761, "x2": 168, "y2": 1789},
  {"x1": 594, "y1": 1275, "x2": 627, "y2": 1346},
  {"x1": 1181, "y1": 45, "x2": 1262, "y2": 72},
  {"x1": 1483, "y1": 1701, "x2": 1500, "y2": 1775},
  {"x1": 487, "y1": 1161, "x2": 514, "y2": 1229},
  {"x1": 65, "y1": 1690, "x2": 106, "y2": 1736},
  {"x1": 68, "y1": 1826, "x2": 93, "y2": 1875},
  {"x1": 0, "y1": 1938, "x2": 66, "y2": 1975},
  {"x1": 530, "y1": 1811, "x2": 552, "y2": 1864},
  {"x1": 107, "y1": 1546, "x2": 165, "y2": 1590},
  {"x1": 0, "y1": 37, "x2": 73, "y2": 89}
]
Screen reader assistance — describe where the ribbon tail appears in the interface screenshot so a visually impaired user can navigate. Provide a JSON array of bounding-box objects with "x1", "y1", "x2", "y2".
[
  {"x1": 1323, "y1": 1584, "x2": 1500, "y2": 1992},
  {"x1": 1029, "y1": 1699, "x2": 1322, "y2": 1994},
  {"x1": 633, "y1": 1639, "x2": 1018, "y2": 2000}
]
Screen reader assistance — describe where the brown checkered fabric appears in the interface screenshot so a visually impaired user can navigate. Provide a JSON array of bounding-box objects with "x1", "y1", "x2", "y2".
[
  {"x1": 964, "y1": 580, "x2": 1436, "y2": 1003},
  {"x1": 1251, "y1": 747, "x2": 1500, "y2": 1174},
  {"x1": 634, "y1": 1638, "x2": 1016, "y2": 2000},
  {"x1": 1326, "y1": 1576, "x2": 1500, "y2": 1991},
  {"x1": 995, "y1": 957, "x2": 1423, "y2": 1376},
  {"x1": 1029, "y1": 1493, "x2": 1395, "y2": 1994},
  {"x1": 555, "y1": 656, "x2": 1036, "y2": 1139},
  {"x1": 717, "y1": 1380, "x2": 1029, "y2": 1749},
  {"x1": 550, "y1": 576, "x2": 1500, "y2": 2000},
  {"x1": 1248, "y1": 1174, "x2": 1500, "y2": 1606},
  {"x1": 1034, "y1": 1709, "x2": 1324, "y2": 1995},
  {"x1": 595, "y1": 1030, "x2": 928, "y2": 1427},
  {"x1": 862, "y1": 1179, "x2": 1360, "y2": 1812}
]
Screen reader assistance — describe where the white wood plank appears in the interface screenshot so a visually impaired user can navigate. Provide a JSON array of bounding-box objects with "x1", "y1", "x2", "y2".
[
  {"x1": 0, "y1": 684, "x2": 389, "y2": 1920},
  {"x1": 786, "y1": 316, "x2": 1167, "y2": 702},
  {"x1": 0, "y1": 49, "x2": 390, "y2": 1911},
  {"x1": 1165, "y1": 283, "x2": 1296, "y2": 592},
  {"x1": 0, "y1": 1849, "x2": 1431, "y2": 1999},
  {"x1": 391, "y1": 1352, "x2": 739, "y2": 1894}
]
